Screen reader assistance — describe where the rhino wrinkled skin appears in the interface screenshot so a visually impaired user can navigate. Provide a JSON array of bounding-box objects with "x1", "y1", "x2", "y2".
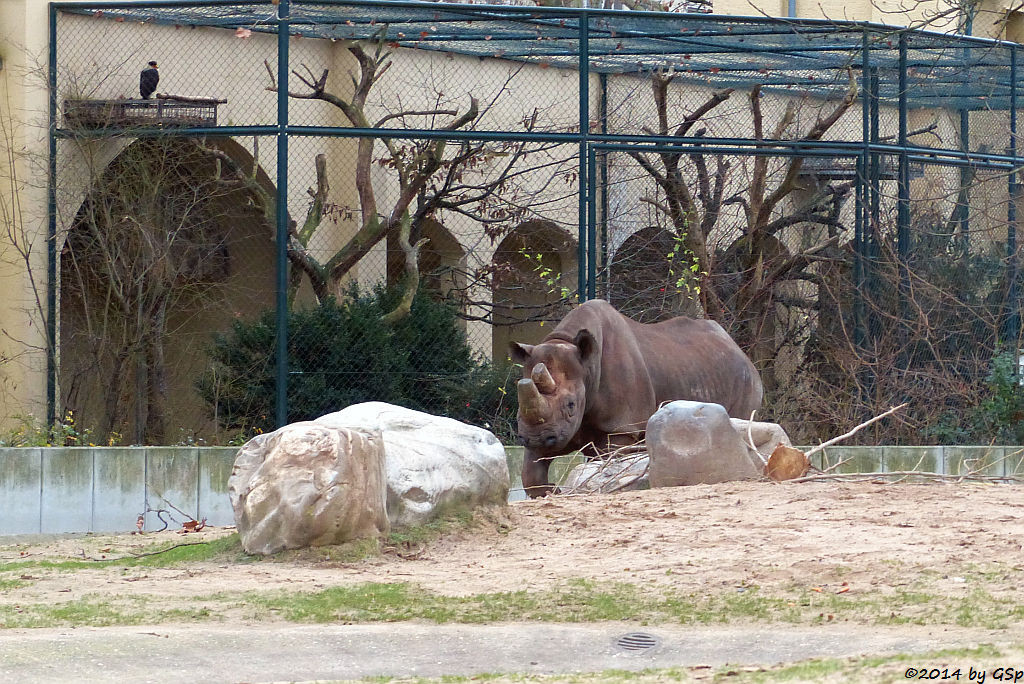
[{"x1": 510, "y1": 299, "x2": 763, "y2": 497}]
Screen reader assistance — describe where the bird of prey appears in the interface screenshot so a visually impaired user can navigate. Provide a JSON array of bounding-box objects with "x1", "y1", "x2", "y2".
[{"x1": 139, "y1": 61, "x2": 159, "y2": 99}]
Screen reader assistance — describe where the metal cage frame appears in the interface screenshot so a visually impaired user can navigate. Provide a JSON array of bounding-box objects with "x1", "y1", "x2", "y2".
[{"x1": 48, "y1": 0, "x2": 1024, "y2": 427}]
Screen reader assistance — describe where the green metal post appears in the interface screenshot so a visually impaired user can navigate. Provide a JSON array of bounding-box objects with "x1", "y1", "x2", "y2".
[
  {"x1": 588, "y1": 148, "x2": 597, "y2": 300},
  {"x1": 957, "y1": 17, "x2": 972, "y2": 250},
  {"x1": 956, "y1": 111, "x2": 970, "y2": 249},
  {"x1": 1007, "y1": 47, "x2": 1020, "y2": 344},
  {"x1": 854, "y1": 29, "x2": 869, "y2": 351},
  {"x1": 276, "y1": 0, "x2": 290, "y2": 427},
  {"x1": 897, "y1": 32, "x2": 911, "y2": 350},
  {"x1": 47, "y1": 6, "x2": 58, "y2": 428},
  {"x1": 855, "y1": 155, "x2": 865, "y2": 350},
  {"x1": 868, "y1": 66, "x2": 880, "y2": 342},
  {"x1": 599, "y1": 72, "x2": 608, "y2": 300},
  {"x1": 578, "y1": 11, "x2": 589, "y2": 301}
]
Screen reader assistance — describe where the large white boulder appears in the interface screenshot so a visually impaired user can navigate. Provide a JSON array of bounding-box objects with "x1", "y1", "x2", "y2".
[
  {"x1": 228, "y1": 423, "x2": 389, "y2": 556},
  {"x1": 317, "y1": 402, "x2": 510, "y2": 528},
  {"x1": 647, "y1": 400, "x2": 764, "y2": 487}
]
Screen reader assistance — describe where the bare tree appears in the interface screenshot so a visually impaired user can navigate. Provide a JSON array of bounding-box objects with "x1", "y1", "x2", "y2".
[
  {"x1": 61, "y1": 137, "x2": 270, "y2": 444},
  {"x1": 622, "y1": 70, "x2": 858, "y2": 390},
  {"x1": 266, "y1": 37, "x2": 576, "y2": 323}
]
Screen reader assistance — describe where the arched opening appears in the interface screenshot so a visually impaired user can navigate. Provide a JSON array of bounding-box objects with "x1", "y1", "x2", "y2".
[
  {"x1": 490, "y1": 219, "x2": 577, "y2": 362},
  {"x1": 607, "y1": 226, "x2": 701, "y2": 322},
  {"x1": 59, "y1": 136, "x2": 277, "y2": 444},
  {"x1": 419, "y1": 220, "x2": 467, "y2": 301},
  {"x1": 387, "y1": 217, "x2": 467, "y2": 309}
]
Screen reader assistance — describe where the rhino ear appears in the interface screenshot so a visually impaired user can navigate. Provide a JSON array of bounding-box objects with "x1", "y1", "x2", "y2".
[
  {"x1": 573, "y1": 329, "x2": 598, "y2": 362},
  {"x1": 509, "y1": 342, "x2": 534, "y2": 364}
]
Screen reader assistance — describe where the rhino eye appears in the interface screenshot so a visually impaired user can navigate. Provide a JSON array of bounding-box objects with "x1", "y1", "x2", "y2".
[{"x1": 567, "y1": 401, "x2": 576, "y2": 412}]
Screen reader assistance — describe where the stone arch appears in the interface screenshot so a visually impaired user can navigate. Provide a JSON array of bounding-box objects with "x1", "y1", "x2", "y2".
[
  {"x1": 490, "y1": 219, "x2": 578, "y2": 362},
  {"x1": 59, "y1": 136, "x2": 278, "y2": 443},
  {"x1": 387, "y1": 217, "x2": 467, "y2": 306},
  {"x1": 607, "y1": 226, "x2": 700, "y2": 322},
  {"x1": 384, "y1": 217, "x2": 470, "y2": 337},
  {"x1": 56, "y1": 136, "x2": 276, "y2": 249},
  {"x1": 418, "y1": 218, "x2": 468, "y2": 302}
]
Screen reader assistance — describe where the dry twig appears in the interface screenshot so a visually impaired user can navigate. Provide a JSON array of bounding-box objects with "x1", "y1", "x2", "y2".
[
  {"x1": 806, "y1": 403, "x2": 909, "y2": 463},
  {"x1": 557, "y1": 440, "x2": 650, "y2": 496},
  {"x1": 745, "y1": 410, "x2": 769, "y2": 466}
]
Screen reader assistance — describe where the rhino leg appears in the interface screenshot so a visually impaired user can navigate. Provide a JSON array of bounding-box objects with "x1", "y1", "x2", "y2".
[{"x1": 522, "y1": 453, "x2": 556, "y2": 498}]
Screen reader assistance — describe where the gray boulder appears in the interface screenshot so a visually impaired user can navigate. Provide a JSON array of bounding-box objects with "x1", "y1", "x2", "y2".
[
  {"x1": 647, "y1": 400, "x2": 764, "y2": 487},
  {"x1": 317, "y1": 402, "x2": 509, "y2": 528},
  {"x1": 562, "y1": 454, "x2": 650, "y2": 494},
  {"x1": 730, "y1": 418, "x2": 793, "y2": 468},
  {"x1": 228, "y1": 423, "x2": 389, "y2": 556},
  {"x1": 558, "y1": 411, "x2": 792, "y2": 494}
]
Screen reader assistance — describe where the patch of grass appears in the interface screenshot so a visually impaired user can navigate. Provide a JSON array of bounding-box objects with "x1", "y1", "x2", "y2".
[
  {"x1": 11, "y1": 577, "x2": 1024, "y2": 630},
  {"x1": 268, "y1": 536, "x2": 383, "y2": 565},
  {"x1": 5, "y1": 543, "x2": 1024, "y2": 631},
  {"x1": 856, "y1": 643, "x2": 1004, "y2": 667},
  {"x1": 946, "y1": 588, "x2": 1024, "y2": 629},
  {"x1": 241, "y1": 581, "x2": 821, "y2": 626},
  {"x1": 0, "y1": 534, "x2": 247, "y2": 574},
  {"x1": 250, "y1": 506, "x2": 494, "y2": 566},
  {"x1": 239, "y1": 579, "x2": 1024, "y2": 631},
  {"x1": 386, "y1": 505, "x2": 482, "y2": 548},
  {"x1": 123, "y1": 533, "x2": 248, "y2": 567},
  {"x1": 0, "y1": 594, "x2": 213, "y2": 628}
]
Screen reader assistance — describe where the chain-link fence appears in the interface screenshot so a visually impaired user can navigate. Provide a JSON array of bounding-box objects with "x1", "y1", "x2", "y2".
[{"x1": 46, "y1": 1, "x2": 1024, "y2": 446}]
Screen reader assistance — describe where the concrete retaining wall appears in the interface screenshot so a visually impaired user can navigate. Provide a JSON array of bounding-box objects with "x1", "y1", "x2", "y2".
[
  {"x1": 0, "y1": 447, "x2": 238, "y2": 535},
  {"x1": 809, "y1": 445, "x2": 1024, "y2": 477},
  {"x1": 2, "y1": 445, "x2": 1022, "y2": 536}
]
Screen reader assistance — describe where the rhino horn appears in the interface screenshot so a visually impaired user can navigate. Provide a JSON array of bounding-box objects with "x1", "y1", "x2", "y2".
[
  {"x1": 517, "y1": 378, "x2": 547, "y2": 423},
  {"x1": 531, "y1": 362, "x2": 556, "y2": 394}
]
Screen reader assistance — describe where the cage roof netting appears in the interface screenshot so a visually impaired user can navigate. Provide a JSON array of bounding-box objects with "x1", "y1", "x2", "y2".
[{"x1": 59, "y1": 0, "x2": 1024, "y2": 111}]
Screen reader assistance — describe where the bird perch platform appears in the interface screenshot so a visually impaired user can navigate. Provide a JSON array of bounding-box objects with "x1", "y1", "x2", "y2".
[{"x1": 62, "y1": 96, "x2": 224, "y2": 130}]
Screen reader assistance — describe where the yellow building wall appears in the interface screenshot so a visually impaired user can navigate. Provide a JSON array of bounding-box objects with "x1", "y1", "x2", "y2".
[
  {"x1": 0, "y1": 0, "x2": 1005, "y2": 436},
  {"x1": 713, "y1": 0, "x2": 956, "y2": 29},
  {"x1": 0, "y1": 0, "x2": 51, "y2": 429}
]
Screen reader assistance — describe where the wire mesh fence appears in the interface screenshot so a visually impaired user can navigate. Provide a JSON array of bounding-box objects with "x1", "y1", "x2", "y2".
[{"x1": 43, "y1": 0, "x2": 1024, "y2": 446}]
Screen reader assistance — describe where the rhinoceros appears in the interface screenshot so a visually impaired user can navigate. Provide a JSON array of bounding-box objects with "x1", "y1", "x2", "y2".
[{"x1": 510, "y1": 299, "x2": 762, "y2": 497}]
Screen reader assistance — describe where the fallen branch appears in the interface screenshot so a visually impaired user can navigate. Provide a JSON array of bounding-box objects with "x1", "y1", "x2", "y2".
[
  {"x1": 808, "y1": 446, "x2": 1020, "y2": 483},
  {"x1": 745, "y1": 410, "x2": 768, "y2": 466},
  {"x1": 557, "y1": 440, "x2": 650, "y2": 496},
  {"x1": 806, "y1": 403, "x2": 909, "y2": 461},
  {"x1": 146, "y1": 487, "x2": 205, "y2": 531},
  {"x1": 76, "y1": 541, "x2": 212, "y2": 562}
]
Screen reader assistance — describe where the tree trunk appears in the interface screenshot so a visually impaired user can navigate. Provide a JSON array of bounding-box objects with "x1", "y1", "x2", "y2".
[
  {"x1": 99, "y1": 349, "x2": 131, "y2": 444},
  {"x1": 143, "y1": 298, "x2": 169, "y2": 444}
]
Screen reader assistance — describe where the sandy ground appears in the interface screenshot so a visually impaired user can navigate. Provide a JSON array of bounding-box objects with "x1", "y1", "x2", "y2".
[
  {"x1": 3, "y1": 479, "x2": 1024, "y2": 614},
  {"x1": 5, "y1": 479, "x2": 1024, "y2": 683}
]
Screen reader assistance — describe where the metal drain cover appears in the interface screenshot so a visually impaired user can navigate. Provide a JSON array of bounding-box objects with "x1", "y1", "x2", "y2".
[{"x1": 614, "y1": 632, "x2": 661, "y2": 652}]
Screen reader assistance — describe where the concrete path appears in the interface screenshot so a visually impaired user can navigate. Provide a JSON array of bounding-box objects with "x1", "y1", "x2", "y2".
[{"x1": 0, "y1": 621, "x2": 1003, "y2": 683}]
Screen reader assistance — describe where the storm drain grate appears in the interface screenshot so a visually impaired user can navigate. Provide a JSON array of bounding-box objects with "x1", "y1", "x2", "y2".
[{"x1": 615, "y1": 632, "x2": 661, "y2": 652}]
